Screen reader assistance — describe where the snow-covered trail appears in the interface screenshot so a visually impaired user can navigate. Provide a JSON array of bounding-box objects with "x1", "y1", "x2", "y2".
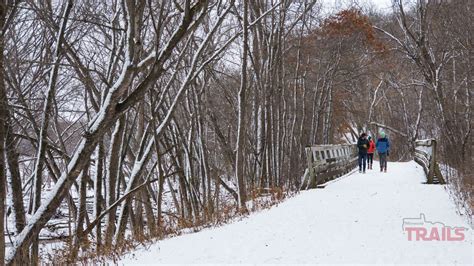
[{"x1": 119, "y1": 161, "x2": 472, "y2": 265}]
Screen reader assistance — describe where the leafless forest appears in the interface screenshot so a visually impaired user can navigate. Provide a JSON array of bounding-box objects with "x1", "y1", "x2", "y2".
[{"x1": 0, "y1": 0, "x2": 471, "y2": 264}]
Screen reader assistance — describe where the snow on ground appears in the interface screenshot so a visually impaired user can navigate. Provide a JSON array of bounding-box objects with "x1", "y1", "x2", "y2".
[{"x1": 118, "y1": 161, "x2": 473, "y2": 265}]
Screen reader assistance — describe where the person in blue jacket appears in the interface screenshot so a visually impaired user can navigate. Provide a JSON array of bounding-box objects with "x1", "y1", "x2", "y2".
[{"x1": 376, "y1": 131, "x2": 390, "y2": 172}]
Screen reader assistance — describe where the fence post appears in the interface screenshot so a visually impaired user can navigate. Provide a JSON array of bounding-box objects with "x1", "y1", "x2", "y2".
[
  {"x1": 305, "y1": 148, "x2": 316, "y2": 188},
  {"x1": 428, "y1": 139, "x2": 436, "y2": 184}
]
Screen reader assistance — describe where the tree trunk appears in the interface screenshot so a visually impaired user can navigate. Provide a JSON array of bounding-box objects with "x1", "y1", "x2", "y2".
[
  {"x1": 94, "y1": 141, "x2": 104, "y2": 250},
  {"x1": 235, "y1": 0, "x2": 249, "y2": 211},
  {"x1": 0, "y1": 2, "x2": 8, "y2": 262},
  {"x1": 104, "y1": 117, "x2": 125, "y2": 246}
]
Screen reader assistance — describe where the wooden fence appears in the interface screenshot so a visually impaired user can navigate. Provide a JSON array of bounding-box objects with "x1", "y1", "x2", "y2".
[
  {"x1": 301, "y1": 144, "x2": 358, "y2": 190},
  {"x1": 414, "y1": 139, "x2": 445, "y2": 184}
]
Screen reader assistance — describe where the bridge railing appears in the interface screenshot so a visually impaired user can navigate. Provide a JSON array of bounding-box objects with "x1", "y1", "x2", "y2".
[
  {"x1": 301, "y1": 144, "x2": 358, "y2": 190},
  {"x1": 414, "y1": 139, "x2": 445, "y2": 184}
]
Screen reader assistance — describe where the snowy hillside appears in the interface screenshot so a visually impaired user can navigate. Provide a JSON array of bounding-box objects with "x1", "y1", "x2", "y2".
[{"x1": 118, "y1": 161, "x2": 472, "y2": 265}]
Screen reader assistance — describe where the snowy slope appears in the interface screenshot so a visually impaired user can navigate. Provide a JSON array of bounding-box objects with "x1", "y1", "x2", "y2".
[{"x1": 118, "y1": 161, "x2": 473, "y2": 265}]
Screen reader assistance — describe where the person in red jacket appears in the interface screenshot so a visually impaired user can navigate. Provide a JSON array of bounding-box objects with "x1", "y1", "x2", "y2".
[{"x1": 367, "y1": 136, "x2": 375, "y2": 170}]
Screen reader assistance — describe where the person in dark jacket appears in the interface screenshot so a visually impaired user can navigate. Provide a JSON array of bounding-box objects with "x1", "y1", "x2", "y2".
[
  {"x1": 376, "y1": 131, "x2": 390, "y2": 172},
  {"x1": 367, "y1": 136, "x2": 375, "y2": 170},
  {"x1": 357, "y1": 133, "x2": 370, "y2": 173}
]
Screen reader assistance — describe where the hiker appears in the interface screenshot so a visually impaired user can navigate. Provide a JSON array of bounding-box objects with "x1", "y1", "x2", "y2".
[
  {"x1": 376, "y1": 131, "x2": 390, "y2": 172},
  {"x1": 367, "y1": 136, "x2": 375, "y2": 170},
  {"x1": 357, "y1": 132, "x2": 370, "y2": 173}
]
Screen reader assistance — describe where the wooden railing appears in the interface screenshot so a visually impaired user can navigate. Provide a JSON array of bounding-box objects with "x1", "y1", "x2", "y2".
[
  {"x1": 301, "y1": 144, "x2": 358, "y2": 190},
  {"x1": 414, "y1": 139, "x2": 445, "y2": 184}
]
